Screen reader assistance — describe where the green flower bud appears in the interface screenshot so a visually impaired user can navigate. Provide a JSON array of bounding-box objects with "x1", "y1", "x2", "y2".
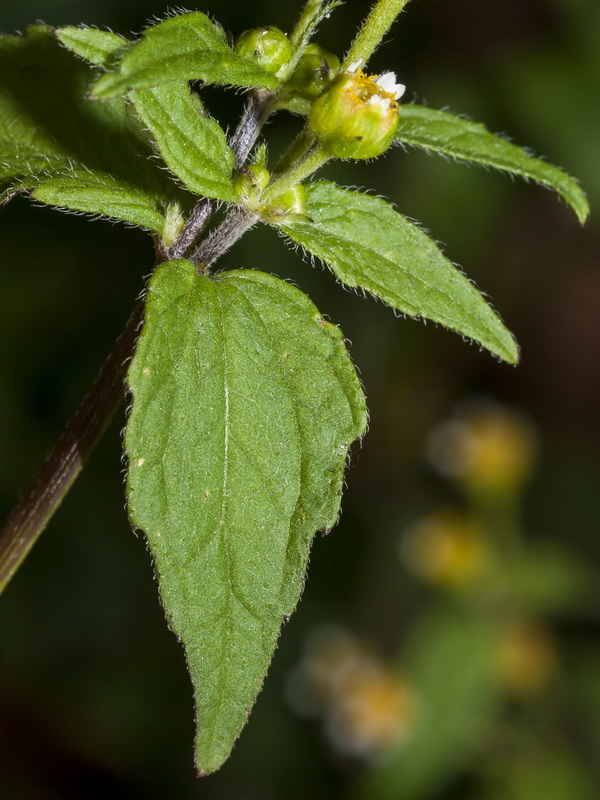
[
  {"x1": 261, "y1": 184, "x2": 307, "y2": 223},
  {"x1": 309, "y1": 62, "x2": 406, "y2": 159},
  {"x1": 287, "y1": 44, "x2": 340, "y2": 100},
  {"x1": 162, "y1": 202, "x2": 185, "y2": 249},
  {"x1": 235, "y1": 26, "x2": 292, "y2": 74},
  {"x1": 233, "y1": 164, "x2": 271, "y2": 211}
]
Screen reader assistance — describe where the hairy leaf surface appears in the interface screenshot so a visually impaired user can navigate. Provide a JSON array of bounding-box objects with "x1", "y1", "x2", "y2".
[
  {"x1": 56, "y1": 25, "x2": 129, "y2": 67},
  {"x1": 0, "y1": 27, "x2": 188, "y2": 225},
  {"x1": 129, "y1": 83, "x2": 235, "y2": 201},
  {"x1": 28, "y1": 170, "x2": 165, "y2": 232},
  {"x1": 92, "y1": 12, "x2": 278, "y2": 99},
  {"x1": 396, "y1": 105, "x2": 589, "y2": 223},
  {"x1": 125, "y1": 260, "x2": 366, "y2": 774},
  {"x1": 280, "y1": 182, "x2": 518, "y2": 363}
]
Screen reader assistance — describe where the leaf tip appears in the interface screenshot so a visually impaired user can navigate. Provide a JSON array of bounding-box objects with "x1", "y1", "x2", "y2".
[
  {"x1": 90, "y1": 75, "x2": 119, "y2": 99},
  {"x1": 576, "y1": 197, "x2": 591, "y2": 226},
  {"x1": 499, "y1": 335, "x2": 520, "y2": 366}
]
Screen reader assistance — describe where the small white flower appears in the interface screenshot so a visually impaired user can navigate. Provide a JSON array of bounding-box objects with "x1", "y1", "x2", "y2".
[
  {"x1": 347, "y1": 59, "x2": 363, "y2": 73},
  {"x1": 375, "y1": 71, "x2": 406, "y2": 100}
]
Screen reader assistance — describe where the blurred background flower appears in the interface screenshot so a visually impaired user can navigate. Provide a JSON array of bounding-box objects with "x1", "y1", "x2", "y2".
[{"x1": 0, "y1": 0, "x2": 598, "y2": 798}]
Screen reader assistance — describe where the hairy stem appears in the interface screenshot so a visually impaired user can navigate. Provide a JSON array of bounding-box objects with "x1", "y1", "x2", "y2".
[
  {"x1": 343, "y1": 0, "x2": 412, "y2": 70},
  {"x1": 169, "y1": 89, "x2": 273, "y2": 261},
  {"x1": 191, "y1": 207, "x2": 258, "y2": 269},
  {"x1": 0, "y1": 52, "x2": 302, "y2": 591},
  {"x1": 168, "y1": 198, "x2": 214, "y2": 260},
  {"x1": 282, "y1": 0, "x2": 341, "y2": 80},
  {"x1": 229, "y1": 89, "x2": 273, "y2": 168},
  {"x1": 273, "y1": 128, "x2": 316, "y2": 175},
  {"x1": 0, "y1": 302, "x2": 144, "y2": 594},
  {"x1": 289, "y1": 0, "x2": 326, "y2": 49}
]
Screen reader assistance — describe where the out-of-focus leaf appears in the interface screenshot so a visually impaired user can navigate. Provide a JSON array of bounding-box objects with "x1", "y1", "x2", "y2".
[
  {"x1": 486, "y1": 746, "x2": 597, "y2": 800},
  {"x1": 129, "y1": 83, "x2": 235, "y2": 201},
  {"x1": 56, "y1": 26, "x2": 128, "y2": 67},
  {"x1": 0, "y1": 26, "x2": 189, "y2": 225},
  {"x1": 91, "y1": 12, "x2": 278, "y2": 99},
  {"x1": 279, "y1": 182, "x2": 519, "y2": 363},
  {"x1": 505, "y1": 546, "x2": 591, "y2": 614},
  {"x1": 395, "y1": 105, "x2": 589, "y2": 223},
  {"x1": 357, "y1": 611, "x2": 496, "y2": 800},
  {"x1": 125, "y1": 260, "x2": 366, "y2": 774}
]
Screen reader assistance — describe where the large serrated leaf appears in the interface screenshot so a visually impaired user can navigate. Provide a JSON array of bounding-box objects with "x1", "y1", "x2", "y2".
[
  {"x1": 56, "y1": 25, "x2": 129, "y2": 68},
  {"x1": 125, "y1": 260, "x2": 366, "y2": 774},
  {"x1": 279, "y1": 182, "x2": 519, "y2": 364},
  {"x1": 0, "y1": 26, "x2": 189, "y2": 226},
  {"x1": 91, "y1": 12, "x2": 278, "y2": 99},
  {"x1": 396, "y1": 105, "x2": 589, "y2": 224},
  {"x1": 129, "y1": 83, "x2": 235, "y2": 202}
]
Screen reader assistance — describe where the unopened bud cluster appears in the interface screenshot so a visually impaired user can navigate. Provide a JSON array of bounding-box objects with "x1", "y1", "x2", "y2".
[
  {"x1": 234, "y1": 164, "x2": 307, "y2": 222},
  {"x1": 233, "y1": 164, "x2": 270, "y2": 211}
]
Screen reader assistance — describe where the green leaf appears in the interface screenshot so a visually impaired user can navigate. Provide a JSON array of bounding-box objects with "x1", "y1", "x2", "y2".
[
  {"x1": 396, "y1": 104, "x2": 589, "y2": 224},
  {"x1": 129, "y1": 83, "x2": 236, "y2": 201},
  {"x1": 27, "y1": 169, "x2": 165, "y2": 233},
  {"x1": 0, "y1": 26, "x2": 189, "y2": 226},
  {"x1": 279, "y1": 182, "x2": 519, "y2": 363},
  {"x1": 56, "y1": 25, "x2": 129, "y2": 68},
  {"x1": 125, "y1": 260, "x2": 366, "y2": 774},
  {"x1": 91, "y1": 12, "x2": 279, "y2": 99}
]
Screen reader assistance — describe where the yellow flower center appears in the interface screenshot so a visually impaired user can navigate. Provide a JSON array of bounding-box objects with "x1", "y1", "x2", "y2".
[{"x1": 349, "y1": 70, "x2": 398, "y2": 110}]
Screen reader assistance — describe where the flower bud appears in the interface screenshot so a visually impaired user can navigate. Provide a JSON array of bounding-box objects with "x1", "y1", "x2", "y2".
[
  {"x1": 287, "y1": 44, "x2": 340, "y2": 100},
  {"x1": 162, "y1": 202, "x2": 185, "y2": 249},
  {"x1": 309, "y1": 62, "x2": 405, "y2": 159},
  {"x1": 233, "y1": 164, "x2": 270, "y2": 211},
  {"x1": 235, "y1": 26, "x2": 292, "y2": 74},
  {"x1": 261, "y1": 184, "x2": 307, "y2": 222}
]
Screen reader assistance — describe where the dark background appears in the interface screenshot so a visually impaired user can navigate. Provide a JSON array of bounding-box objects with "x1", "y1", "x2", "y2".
[{"x1": 1, "y1": 0, "x2": 598, "y2": 798}]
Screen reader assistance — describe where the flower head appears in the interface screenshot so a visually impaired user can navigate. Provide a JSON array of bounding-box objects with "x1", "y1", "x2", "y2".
[{"x1": 309, "y1": 61, "x2": 406, "y2": 159}]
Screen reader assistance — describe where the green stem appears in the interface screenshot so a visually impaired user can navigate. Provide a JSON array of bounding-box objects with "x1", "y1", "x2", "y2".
[
  {"x1": 263, "y1": 143, "x2": 330, "y2": 203},
  {"x1": 289, "y1": 0, "x2": 326, "y2": 49},
  {"x1": 342, "y1": 0, "x2": 412, "y2": 71},
  {"x1": 273, "y1": 128, "x2": 316, "y2": 175},
  {"x1": 281, "y1": 0, "x2": 342, "y2": 82}
]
